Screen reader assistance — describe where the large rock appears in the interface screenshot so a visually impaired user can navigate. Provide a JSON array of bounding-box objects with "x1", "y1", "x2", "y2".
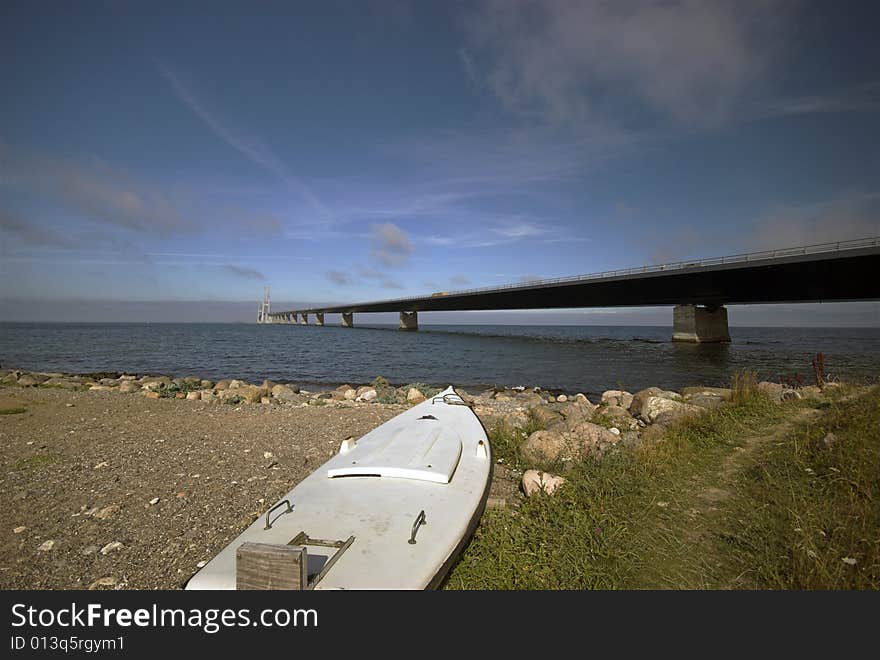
[
  {"x1": 271, "y1": 384, "x2": 299, "y2": 402},
  {"x1": 757, "y1": 381, "x2": 784, "y2": 401},
  {"x1": 343, "y1": 389, "x2": 357, "y2": 400},
  {"x1": 521, "y1": 430, "x2": 568, "y2": 465},
  {"x1": 685, "y1": 393, "x2": 725, "y2": 410},
  {"x1": 360, "y1": 389, "x2": 378, "y2": 402},
  {"x1": 118, "y1": 381, "x2": 141, "y2": 393},
  {"x1": 142, "y1": 377, "x2": 171, "y2": 392},
  {"x1": 641, "y1": 397, "x2": 702, "y2": 424},
  {"x1": 16, "y1": 373, "x2": 44, "y2": 386},
  {"x1": 522, "y1": 470, "x2": 567, "y2": 497},
  {"x1": 630, "y1": 387, "x2": 682, "y2": 417},
  {"x1": 355, "y1": 385, "x2": 374, "y2": 398},
  {"x1": 568, "y1": 422, "x2": 619, "y2": 453},
  {"x1": 601, "y1": 390, "x2": 633, "y2": 409},
  {"x1": 236, "y1": 385, "x2": 264, "y2": 404},
  {"x1": 681, "y1": 386, "x2": 732, "y2": 400},
  {"x1": 200, "y1": 390, "x2": 217, "y2": 404},
  {"x1": 228, "y1": 379, "x2": 247, "y2": 390},
  {"x1": 595, "y1": 404, "x2": 638, "y2": 430},
  {"x1": 185, "y1": 391, "x2": 201, "y2": 401},
  {"x1": 213, "y1": 379, "x2": 231, "y2": 391},
  {"x1": 529, "y1": 405, "x2": 564, "y2": 429},
  {"x1": 407, "y1": 388, "x2": 426, "y2": 404}
]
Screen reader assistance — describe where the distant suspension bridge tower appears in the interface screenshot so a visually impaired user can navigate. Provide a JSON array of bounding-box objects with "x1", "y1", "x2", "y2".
[{"x1": 257, "y1": 286, "x2": 271, "y2": 323}]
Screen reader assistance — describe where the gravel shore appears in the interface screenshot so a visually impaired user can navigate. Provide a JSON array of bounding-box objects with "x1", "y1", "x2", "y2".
[{"x1": 1, "y1": 386, "x2": 456, "y2": 589}]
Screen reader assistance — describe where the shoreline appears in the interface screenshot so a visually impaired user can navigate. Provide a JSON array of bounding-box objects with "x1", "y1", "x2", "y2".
[{"x1": 0, "y1": 366, "x2": 852, "y2": 589}]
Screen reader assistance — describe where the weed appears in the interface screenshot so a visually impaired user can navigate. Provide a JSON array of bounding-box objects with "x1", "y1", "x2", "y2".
[{"x1": 0, "y1": 406, "x2": 26, "y2": 415}]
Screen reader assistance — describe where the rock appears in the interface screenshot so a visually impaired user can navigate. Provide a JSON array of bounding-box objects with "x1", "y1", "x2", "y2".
[
  {"x1": 407, "y1": 388, "x2": 426, "y2": 404},
  {"x1": 343, "y1": 388, "x2": 357, "y2": 400},
  {"x1": 596, "y1": 404, "x2": 638, "y2": 430},
  {"x1": 798, "y1": 385, "x2": 822, "y2": 399},
  {"x1": 118, "y1": 381, "x2": 140, "y2": 393},
  {"x1": 522, "y1": 470, "x2": 567, "y2": 497},
  {"x1": 781, "y1": 388, "x2": 802, "y2": 401},
  {"x1": 235, "y1": 385, "x2": 264, "y2": 403},
  {"x1": 556, "y1": 394, "x2": 568, "y2": 403},
  {"x1": 142, "y1": 377, "x2": 171, "y2": 392},
  {"x1": 529, "y1": 405, "x2": 564, "y2": 429},
  {"x1": 200, "y1": 390, "x2": 217, "y2": 404},
  {"x1": 609, "y1": 427, "x2": 621, "y2": 435},
  {"x1": 88, "y1": 576, "x2": 120, "y2": 590},
  {"x1": 143, "y1": 391, "x2": 160, "y2": 399},
  {"x1": 81, "y1": 545, "x2": 100, "y2": 556},
  {"x1": 99, "y1": 377, "x2": 120, "y2": 386},
  {"x1": 355, "y1": 385, "x2": 374, "y2": 397},
  {"x1": 213, "y1": 379, "x2": 231, "y2": 391},
  {"x1": 568, "y1": 422, "x2": 619, "y2": 453},
  {"x1": 89, "y1": 384, "x2": 115, "y2": 391},
  {"x1": 686, "y1": 394, "x2": 726, "y2": 410},
  {"x1": 16, "y1": 373, "x2": 45, "y2": 386},
  {"x1": 13, "y1": 526, "x2": 26, "y2": 534},
  {"x1": 601, "y1": 390, "x2": 633, "y2": 409},
  {"x1": 681, "y1": 386, "x2": 732, "y2": 400},
  {"x1": 757, "y1": 381, "x2": 784, "y2": 401},
  {"x1": 521, "y1": 430, "x2": 568, "y2": 465},
  {"x1": 641, "y1": 397, "x2": 702, "y2": 424},
  {"x1": 360, "y1": 389, "x2": 378, "y2": 402},
  {"x1": 228, "y1": 379, "x2": 247, "y2": 390},
  {"x1": 149, "y1": 497, "x2": 160, "y2": 506},
  {"x1": 271, "y1": 384, "x2": 300, "y2": 402},
  {"x1": 629, "y1": 387, "x2": 681, "y2": 417},
  {"x1": 1, "y1": 371, "x2": 20, "y2": 385},
  {"x1": 93, "y1": 504, "x2": 120, "y2": 520},
  {"x1": 100, "y1": 541, "x2": 124, "y2": 555},
  {"x1": 574, "y1": 393, "x2": 590, "y2": 404},
  {"x1": 200, "y1": 379, "x2": 214, "y2": 389},
  {"x1": 174, "y1": 392, "x2": 186, "y2": 399},
  {"x1": 185, "y1": 391, "x2": 201, "y2": 401},
  {"x1": 38, "y1": 540, "x2": 55, "y2": 552}
]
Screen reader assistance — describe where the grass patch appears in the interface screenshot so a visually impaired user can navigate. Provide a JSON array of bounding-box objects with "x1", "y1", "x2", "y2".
[
  {"x1": 487, "y1": 409, "x2": 545, "y2": 472},
  {"x1": 158, "y1": 381, "x2": 202, "y2": 399},
  {"x1": 14, "y1": 454, "x2": 60, "y2": 471},
  {"x1": 0, "y1": 406, "x2": 27, "y2": 415},
  {"x1": 446, "y1": 391, "x2": 795, "y2": 589},
  {"x1": 717, "y1": 387, "x2": 880, "y2": 589}
]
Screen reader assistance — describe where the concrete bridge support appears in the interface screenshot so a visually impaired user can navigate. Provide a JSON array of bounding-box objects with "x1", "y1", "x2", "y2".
[
  {"x1": 299, "y1": 313, "x2": 309, "y2": 325},
  {"x1": 672, "y1": 304, "x2": 730, "y2": 343},
  {"x1": 315, "y1": 312, "x2": 324, "y2": 326},
  {"x1": 341, "y1": 312, "x2": 354, "y2": 328},
  {"x1": 399, "y1": 311, "x2": 418, "y2": 330}
]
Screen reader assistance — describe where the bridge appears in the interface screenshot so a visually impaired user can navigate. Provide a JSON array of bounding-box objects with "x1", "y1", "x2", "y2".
[{"x1": 259, "y1": 236, "x2": 880, "y2": 342}]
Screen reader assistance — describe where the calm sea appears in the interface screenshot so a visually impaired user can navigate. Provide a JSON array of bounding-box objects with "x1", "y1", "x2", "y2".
[{"x1": 1, "y1": 323, "x2": 879, "y2": 397}]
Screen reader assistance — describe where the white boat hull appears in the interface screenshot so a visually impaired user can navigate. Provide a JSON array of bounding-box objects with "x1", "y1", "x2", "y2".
[{"x1": 185, "y1": 386, "x2": 491, "y2": 590}]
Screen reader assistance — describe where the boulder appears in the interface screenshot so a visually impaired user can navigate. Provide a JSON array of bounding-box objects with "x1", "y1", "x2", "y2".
[
  {"x1": 200, "y1": 390, "x2": 217, "y2": 404},
  {"x1": 568, "y1": 422, "x2": 619, "y2": 453},
  {"x1": 781, "y1": 388, "x2": 802, "y2": 402},
  {"x1": 118, "y1": 381, "x2": 140, "y2": 393},
  {"x1": 356, "y1": 385, "x2": 374, "y2": 397},
  {"x1": 213, "y1": 379, "x2": 231, "y2": 391},
  {"x1": 641, "y1": 397, "x2": 702, "y2": 424},
  {"x1": 1, "y1": 371, "x2": 20, "y2": 385},
  {"x1": 360, "y1": 389, "x2": 378, "y2": 402},
  {"x1": 529, "y1": 405, "x2": 564, "y2": 429},
  {"x1": 681, "y1": 386, "x2": 732, "y2": 400},
  {"x1": 407, "y1": 388, "x2": 426, "y2": 404},
  {"x1": 556, "y1": 394, "x2": 568, "y2": 403},
  {"x1": 228, "y1": 379, "x2": 246, "y2": 390},
  {"x1": 686, "y1": 393, "x2": 725, "y2": 410},
  {"x1": 757, "y1": 381, "x2": 784, "y2": 401},
  {"x1": 596, "y1": 404, "x2": 638, "y2": 430},
  {"x1": 16, "y1": 373, "x2": 43, "y2": 386},
  {"x1": 185, "y1": 391, "x2": 201, "y2": 401},
  {"x1": 236, "y1": 385, "x2": 264, "y2": 404},
  {"x1": 200, "y1": 379, "x2": 214, "y2": 389},
  {"x1": 601, "y1": 389, "x2": 633, "y2": 409},
  {"x1": 521, "y1": 430, "x2": 568, "y2": 465},
  {"x1": 630, "y1": 388, "x2": 682, "y2": 418},
  {"x1": 142, "y1": 377, "x2": 171, "y2": 392},
  {"x1": 343, "y1": 389, "x2": 357, "y2": 400},
  {"x1": 574, "y1": 393, "x2": 591, "y2": 405},
  {"x1": 522, "y1": 470, "x2": 567, "y2": 497}
]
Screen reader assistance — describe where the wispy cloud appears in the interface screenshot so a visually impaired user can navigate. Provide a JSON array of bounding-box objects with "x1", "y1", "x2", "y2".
[
  {"x1": 156, "y1": 60, "x2": 331, "y2": 222},
  {"x1": 222, "y1": 264, "x2": 266, "y2": 280},
  {"x1": 370, "y1": 222, "x2": 413, "y2": 267},
  {"x1": 450, "y1": 273, "x2": 471, "y2": 286},
  {"x1": 325, "y1": 270, "x2": 352, "y2": 285},
  {"x1": 463, "y1": 0, "x2": 793, "y2": 127},
  {"x1": 0, "y1": 208, "x2": 78, "y2": 249}
]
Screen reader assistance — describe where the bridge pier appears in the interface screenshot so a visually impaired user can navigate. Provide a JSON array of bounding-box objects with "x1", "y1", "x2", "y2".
[
  {"x1": 299, "y1": 313, "x2": 309, "y2": 325},
  {"x1": 315, "y1": 312, "x2": 324, "y2": 326},
  {"x1": 672, "y1": 304, "x2": 730, "y2": 343},
  {"x1": 399, "y1": 311, "x2": 418, "y2": 331},
  {"x1": 341, "y1": 312, "x2": 353, "y2": 328}
]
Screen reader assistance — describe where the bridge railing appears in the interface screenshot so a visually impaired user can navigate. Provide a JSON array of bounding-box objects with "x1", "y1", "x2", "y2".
[{"x1": 271, "y1": 236, "x2": 879, "y2": 314}]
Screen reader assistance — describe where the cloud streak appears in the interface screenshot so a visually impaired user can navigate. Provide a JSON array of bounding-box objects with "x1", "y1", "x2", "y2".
[
  {"x1": 369, "y1": 222, "x2": 413, "y2": 267},
  {"x1": 222, "y1": 264, "x2": 267, "y2": 280},
  {"x1": 156, "y1": 60, "x2": 332, "y2": 221}
]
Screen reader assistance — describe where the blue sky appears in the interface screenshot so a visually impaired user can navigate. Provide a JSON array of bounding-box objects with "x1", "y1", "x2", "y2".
[{"x1": 1, "y1": 1, "x2": 879, "y2": 323}]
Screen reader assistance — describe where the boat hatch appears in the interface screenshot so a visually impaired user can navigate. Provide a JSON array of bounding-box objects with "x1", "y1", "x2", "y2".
[{"x1": 327, "y1": 425, "x2": 462, "y2": 483}]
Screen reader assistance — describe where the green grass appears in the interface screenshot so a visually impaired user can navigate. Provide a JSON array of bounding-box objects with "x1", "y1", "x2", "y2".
[
  {"x1": 14, "y1": 454, "x2": 60, "y2": 471},
  {"x1": 0, "y1": 406, "x2": 27, "y2": 415},
  {"x1": 444, "y1": 389, "x2": 856, "y2": 590},
  {"x1": 717, "y1": 387, "x2": 880, "y2": 589}
]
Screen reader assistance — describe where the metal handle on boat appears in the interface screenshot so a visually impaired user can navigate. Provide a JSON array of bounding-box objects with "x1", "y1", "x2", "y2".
[
  {"x1": 408, "y1": 510, "x2": 427, "y2": 544},
  {"x1": 264, "y1": 499, "x2": 293, "y2": 530}
]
